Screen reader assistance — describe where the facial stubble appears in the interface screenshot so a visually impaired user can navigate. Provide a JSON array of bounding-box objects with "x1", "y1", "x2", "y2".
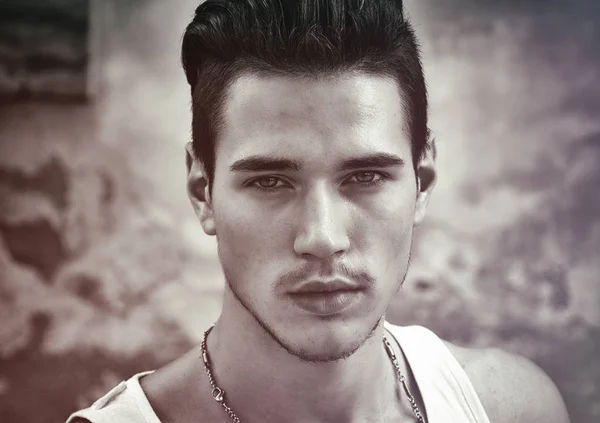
[{"x1": 221, "y1": 260, "x2": 410, "y2": 363}]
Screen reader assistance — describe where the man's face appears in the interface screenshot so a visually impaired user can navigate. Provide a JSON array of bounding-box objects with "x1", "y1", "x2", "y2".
[{"x1": 197, "y1": 73, "x2": 426, "y2": 362}]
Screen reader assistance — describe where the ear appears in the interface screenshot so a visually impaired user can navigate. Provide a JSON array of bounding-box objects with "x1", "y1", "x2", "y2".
[
  {"x1": 413, "y1": 138, "x2": 437, "y2": 226},
  {"x1": 185, "y1": 142, "x2": 216, "y2": 236}
]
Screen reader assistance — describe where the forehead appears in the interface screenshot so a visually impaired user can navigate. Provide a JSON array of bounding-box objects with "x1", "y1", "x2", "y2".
[{"x1": 217, "y1": 72, "x2": 409, "y2": 168}]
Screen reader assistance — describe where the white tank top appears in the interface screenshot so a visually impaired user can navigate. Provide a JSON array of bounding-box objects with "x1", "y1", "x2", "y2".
[
  {"x1": 385, "y1": 323, "x2": 491, "y2": 423},
  {"x1": 66, "y1": 323, "x2": 491, "y2": 423}
]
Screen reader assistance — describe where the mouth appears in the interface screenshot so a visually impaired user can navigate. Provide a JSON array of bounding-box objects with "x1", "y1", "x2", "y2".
[
  {"x1": 290, "y1": 279, "x2": 363, "y2": 294},
  {"x1": 288, "y1": 281, "x2": 365, "y2": 316}
]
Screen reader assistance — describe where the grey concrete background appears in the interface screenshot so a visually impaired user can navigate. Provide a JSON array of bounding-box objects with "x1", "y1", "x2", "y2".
[{"x1": 0, "y1": 1, "x2": 598, "y2": 422}]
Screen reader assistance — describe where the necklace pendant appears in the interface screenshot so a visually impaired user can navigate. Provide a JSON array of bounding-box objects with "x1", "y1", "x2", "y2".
[{"x1": 212, "y1": 387, "x2": 225, "y2": 402}]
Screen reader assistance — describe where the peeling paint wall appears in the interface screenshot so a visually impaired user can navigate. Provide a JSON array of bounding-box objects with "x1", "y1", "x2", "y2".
[
  {"x1": 0, "y1": 1, "x2": 598, "y2": 422},
  {"x1": 0, "y1": 0, "x2": 91, "y2": 99}
]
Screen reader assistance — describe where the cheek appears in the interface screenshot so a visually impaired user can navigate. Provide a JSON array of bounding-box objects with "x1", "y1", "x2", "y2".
[
  {"x1": 356, "y1": 187, "x2": 416, "y2": 266},
  {"x1": 213, "y1": 196, "x2": 284, "y2": 275},
  {"x1": 386, "y1": 197, "x2": 416, "y2": 252},
  {"x1": 375, "y1": 214, "x2": 414, "y2": 263},
  {"x1": 364, "y1": 181, "x2": 416, "y2": 226}
]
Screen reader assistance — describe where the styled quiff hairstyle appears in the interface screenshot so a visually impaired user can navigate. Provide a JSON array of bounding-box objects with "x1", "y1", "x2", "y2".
[{"x1": 182, "y1": 0, "x2": 429, "y2": 192}]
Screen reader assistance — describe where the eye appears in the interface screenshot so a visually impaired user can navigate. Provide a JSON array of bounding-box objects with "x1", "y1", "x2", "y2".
[
  {"x1": 353, "y1": 171, "x2": 377, "y2": 183},
  {"x1": 249, "y1": 176, "x2": 290, "y2": 192},
  {"x1": 346, "y1": 171, "x2": 387, "y2": 187}
]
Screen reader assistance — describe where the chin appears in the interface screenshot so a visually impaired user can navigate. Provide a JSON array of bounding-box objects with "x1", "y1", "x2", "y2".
[
  {"x1": 268, "y1": 314, "x2": 383, "y2": 363},
  {"x1": 306, "y1": 335, "x2": 374, "y2": 362}
]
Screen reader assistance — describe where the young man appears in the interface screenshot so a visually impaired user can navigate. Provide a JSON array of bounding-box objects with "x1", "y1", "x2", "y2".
[{"x1": 69, "y1": 0, "x2": 570, "y2": 422}]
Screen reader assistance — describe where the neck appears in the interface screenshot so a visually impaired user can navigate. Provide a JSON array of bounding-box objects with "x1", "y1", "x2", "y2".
[{"x1": 205, "y1": 295, "x2": 402, "y2": 423}]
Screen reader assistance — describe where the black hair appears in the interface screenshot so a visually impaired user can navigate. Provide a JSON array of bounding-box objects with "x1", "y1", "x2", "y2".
[{"x1": 181, "y1": 0, "x2": 429, "y2": 193}]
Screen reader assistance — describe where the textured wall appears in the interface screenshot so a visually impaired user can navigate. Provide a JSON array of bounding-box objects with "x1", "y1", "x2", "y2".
[
  {"x1": 0, "y1": 1, "x2": 598, "y2": 422},
  {"x1": 394, "y1": 4, "x2": 600, "y2": 422},
  {"x1": 0, "y1": 0, "x2": 92, "y2": 99}
]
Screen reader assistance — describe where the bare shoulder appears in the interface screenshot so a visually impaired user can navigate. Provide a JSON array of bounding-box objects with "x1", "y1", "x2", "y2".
[{"x1": 443, "y1": 341, "x2": 570, "y2": 423}]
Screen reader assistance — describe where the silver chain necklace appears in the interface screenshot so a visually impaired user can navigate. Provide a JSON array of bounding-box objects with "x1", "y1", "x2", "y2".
[{"x1": 201, "y1": 326, "x2": 425, "y2": 423}]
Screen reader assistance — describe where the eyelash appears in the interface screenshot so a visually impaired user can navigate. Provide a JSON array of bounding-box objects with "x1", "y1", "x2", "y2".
[{"x1": 248, "y1": 171, "x2": 389, "y2": 193}]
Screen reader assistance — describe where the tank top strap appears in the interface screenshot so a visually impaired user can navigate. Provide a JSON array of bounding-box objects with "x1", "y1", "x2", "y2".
[
  {"x1": 66, "y1": 371, "x2": 161, "y2": 423},
  {"x1": 384, "y1": 322, "x2": 491, "y2": 423}
]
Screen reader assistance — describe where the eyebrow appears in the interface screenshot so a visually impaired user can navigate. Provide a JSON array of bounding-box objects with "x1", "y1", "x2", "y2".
[
  {"x1": 229, "y1": 153, "x2": 404, "y2": 173},
  {"x1": 230, "y1": 156, "x2": 301, "y2": 172},
  {"x1": 337, "y1": 153, "x2": 405, "y2": 171}
]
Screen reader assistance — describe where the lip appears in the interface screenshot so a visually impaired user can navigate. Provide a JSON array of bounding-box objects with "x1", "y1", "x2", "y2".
[
  {"x1": 290, "y1": 279, "x2": 362, "y2": 294},
  {"x1": 288, "y1": 289, "x2": 363, "y2": 316}
]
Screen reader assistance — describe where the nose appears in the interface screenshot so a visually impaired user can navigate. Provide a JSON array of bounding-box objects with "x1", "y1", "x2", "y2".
[{"x1": 293, "y1": 183, "x2": 350, "y2": 259}]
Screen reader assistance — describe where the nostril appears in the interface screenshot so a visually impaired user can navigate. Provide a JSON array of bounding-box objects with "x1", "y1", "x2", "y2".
[{"x1": 293, "y1": 232, "x2": 350, "y2": 259}]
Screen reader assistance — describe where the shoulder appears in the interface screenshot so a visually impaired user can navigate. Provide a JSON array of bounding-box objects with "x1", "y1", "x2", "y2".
[
  {"x1": 444, "y1": 341, "x2": 570, "y2": 423},
  {"x1": 65, "y1": 374, "x2": 149, "y2": 423}
]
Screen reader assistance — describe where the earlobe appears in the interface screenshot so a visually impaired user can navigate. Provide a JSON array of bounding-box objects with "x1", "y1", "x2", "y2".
[
  {"x1": 185, "y1": 143, "x2": 217, "y2": 236},
  {"x1": 200, "y1": 207, "x2": 217, "y2": 236}
]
